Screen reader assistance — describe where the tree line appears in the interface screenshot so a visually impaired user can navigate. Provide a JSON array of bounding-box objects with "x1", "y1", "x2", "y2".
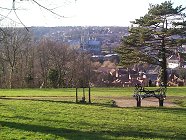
[{"x1": 0, "y1": 27, "x2": 93, "y2": 88}]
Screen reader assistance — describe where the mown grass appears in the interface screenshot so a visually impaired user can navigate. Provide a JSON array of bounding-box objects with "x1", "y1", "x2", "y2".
[
  {"x1": 0, "y1": 87, "x2": 186, "y2": 139},
  {"x1": 0, "y1": 87, "x2": 186, "y2": 97}
]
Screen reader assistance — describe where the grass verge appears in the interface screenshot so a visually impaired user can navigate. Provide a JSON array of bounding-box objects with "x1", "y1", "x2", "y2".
[{"x1": 0, "y1": 87, "x2": 186, "y2": 139}]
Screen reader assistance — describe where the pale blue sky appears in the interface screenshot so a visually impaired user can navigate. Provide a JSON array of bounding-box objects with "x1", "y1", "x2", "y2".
[{"x1": 0, "y1": 0, "x2": 186, "y2": 27}]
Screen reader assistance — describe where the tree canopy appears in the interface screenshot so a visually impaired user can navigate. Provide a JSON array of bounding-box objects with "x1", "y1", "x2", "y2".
[{"x1": 116, "y1": 1, "x2": 186, "y2": 86}]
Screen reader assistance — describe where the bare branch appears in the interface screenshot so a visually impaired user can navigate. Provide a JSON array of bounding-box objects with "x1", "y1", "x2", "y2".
[
  {"x1": 0, "y1": 6, "x2": 13, "y2": 10},
  {"x1": 12, "y1": 0, "x2": 29, "y2": 31},
  {"x1": 32, "y1": 0, "x2": 66, "y2": 18},
  {"x1": 0, "y1": 0, "x2": 75, "y2": 29},
  {"x1": 0, "y1": 10, "x2": 13, "y2": 22}
]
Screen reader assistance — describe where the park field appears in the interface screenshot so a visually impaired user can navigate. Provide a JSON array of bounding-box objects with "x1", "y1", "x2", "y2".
[{"x1": 0, "y1": 87, "x2": 186, "y2": 139}]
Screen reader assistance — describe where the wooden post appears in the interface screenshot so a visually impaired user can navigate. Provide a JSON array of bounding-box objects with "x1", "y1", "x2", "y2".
[
  {"x1": 88, "y1": 87, "x2": 91, "y2": 103},
  {"x1": 137, "y1": 96, "x2": 141, "y2": 107},
  {"x1": 82, "y1": 87, "x2": 85, "y2": 102},
  {"x1": 76, "y1": 88, "x2": 78, "y2": 103},
  {"x1": 158, "y1": 94, "x2": 164, "y2": 107},
  {"x1": 159, "y1": 98, "x2": 164, "y2": 107}
]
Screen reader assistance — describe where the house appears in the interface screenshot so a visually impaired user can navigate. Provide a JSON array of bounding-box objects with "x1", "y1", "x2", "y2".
[
  {"x1": 93, "y1": 65, "x2": 160, "y2": 87},
  {"x1": 167, "y1": 55, "x2": 180, "y2": 69},
  {"x1": 91, "y1": 55, "x2": 104, "y2": 63},
  {"x1": 114, "y1": 68, "x2": 149, "y2": 87},
  {"x1": 168, "y1": 73, "x2": 184, "y2": 86},
  {"x1": 93, "y1": 67, "x2": 116, "y2": 87},
  {"x1": 104, "y1": 54, "x2": 120, "y2": 63},
  {"x1": 81, "y1": 39, "x2": 101, "y2": 55}
]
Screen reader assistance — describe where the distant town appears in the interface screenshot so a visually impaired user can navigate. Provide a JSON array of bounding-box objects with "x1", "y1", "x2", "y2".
[
  {"x1": 30, "y1": 26, "x2": 128, "y2": 54},
  {"x1": 29, "y1": 26, "x2": 186, "y2": 87}
]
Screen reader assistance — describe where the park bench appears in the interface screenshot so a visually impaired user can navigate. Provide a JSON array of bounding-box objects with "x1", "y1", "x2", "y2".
[{"x1": 133, "y1": 84, "x2": 166, "y2": 107}]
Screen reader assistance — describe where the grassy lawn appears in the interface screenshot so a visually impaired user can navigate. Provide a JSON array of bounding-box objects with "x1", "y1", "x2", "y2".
[
  {"x1": 0, "y1": 87, "x2": 186, "y2": 139},
  {"x1": 0, "y1": 87, "x2": 186, "y2": 97}
]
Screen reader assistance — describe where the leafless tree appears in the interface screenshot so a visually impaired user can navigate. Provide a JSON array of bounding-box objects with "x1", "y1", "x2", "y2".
[
  {"x1": 0, "y1": 27, "x2": 32, "y2": 88},
  {"x1": 35, "y1": 38, "x2": 51, "y2": 88}
]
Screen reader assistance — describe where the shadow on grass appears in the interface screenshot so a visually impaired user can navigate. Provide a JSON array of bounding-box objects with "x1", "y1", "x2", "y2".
[
  {"x1": 0, "y1": 121, "x2": 106, "y2": 140},
  {"x1": 133, "y1": 105, "x2": 185, "y2": 109},
  {"x1": 2, "y1": 96, "x2": 186, "y2": 110},
  {"x1": 0, "y1": 97, "x2": 75, "y2": 104},
  {"x1": 0, "y1": 97, "x2": 114, "y2": 108},
  {"x1": 138, "y1": 106, "x2": 186, "y2": 115},
  {"x1": 0, "y1": 121, "x2": 186, "y2": 140}
]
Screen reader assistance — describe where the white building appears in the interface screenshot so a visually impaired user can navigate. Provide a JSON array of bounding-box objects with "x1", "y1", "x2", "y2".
[{"x1": 167, "y1": 55, "x2": 180, "y2": 69}]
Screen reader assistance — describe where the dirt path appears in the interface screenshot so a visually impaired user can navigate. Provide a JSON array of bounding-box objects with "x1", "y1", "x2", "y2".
[
  {"x1": 114, "y1": 97, "x2": 178, "y2": 107},
  {"x1": 0, "y1": 96, "x2": 180, "y2": 107}
]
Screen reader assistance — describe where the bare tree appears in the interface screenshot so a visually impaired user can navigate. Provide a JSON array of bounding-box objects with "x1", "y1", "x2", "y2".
[
  {"x1": 0, "y1": 27, "x2": 32, "y2": 88},
  {"x1": 48, "y1": 42, "x2": 72, "y2": 88},
  {"x1": 35, "y1": 38, "x2": 51, "y2": 88}
]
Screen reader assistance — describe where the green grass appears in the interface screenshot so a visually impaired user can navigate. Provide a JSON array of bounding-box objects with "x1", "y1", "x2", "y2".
[
  {"x1": 0, "y1": 87, "x2": 134, "y2": 97},
  {"x1": 0, "y1": 88, "x2": 76, "y2": 97},
  {"x1": 0, "y1": 87, "x2": 186, "y2": 97},
  {"x1": 0, "y1": 87, "x2": 186, "y2": 139}
]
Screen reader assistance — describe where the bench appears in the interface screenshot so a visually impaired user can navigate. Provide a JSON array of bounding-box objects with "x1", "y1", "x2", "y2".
[{"x1": 133, "y1": 84, "x2": 166, "y2": 107}]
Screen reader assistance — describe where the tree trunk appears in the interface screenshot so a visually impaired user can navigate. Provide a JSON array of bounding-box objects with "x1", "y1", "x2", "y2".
[
  {"x1": 9, "y1": 68, "x2": 14, "y2": 89},
  {"x1": 88, "y1": 87, "x2": 91, "y2": 103},
  {"x1": 161, "y1": 38, "x2": 167, "y2": 87}
]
